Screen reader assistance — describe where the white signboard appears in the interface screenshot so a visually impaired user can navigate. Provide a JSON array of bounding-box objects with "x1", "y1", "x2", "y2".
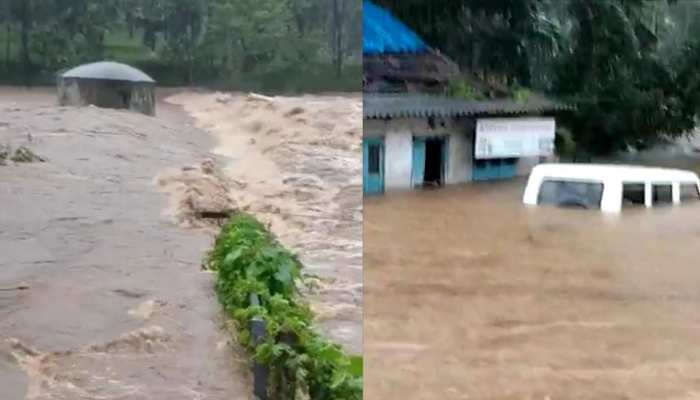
[{"x1": 475, "y1": 117, "x2": 556, "y2": 159}]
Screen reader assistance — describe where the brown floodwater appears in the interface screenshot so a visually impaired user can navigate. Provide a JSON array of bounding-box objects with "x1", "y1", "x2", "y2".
[
  {"x1": 0, "y1": 88, "x2": 252, "y2": 399},
  {"x1": 364, "y1": 164, "x2": 700, "y2": 399}
]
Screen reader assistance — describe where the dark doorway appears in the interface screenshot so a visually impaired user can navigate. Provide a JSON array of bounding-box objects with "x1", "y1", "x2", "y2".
[{"x1": 424, "y1": 138, "x2": 444, "y2": 186}]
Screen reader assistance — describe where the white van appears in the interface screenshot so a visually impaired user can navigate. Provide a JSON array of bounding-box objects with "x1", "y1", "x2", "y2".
[{"x1": 523, "y1": 163, "x2": 700, "y2": 213}]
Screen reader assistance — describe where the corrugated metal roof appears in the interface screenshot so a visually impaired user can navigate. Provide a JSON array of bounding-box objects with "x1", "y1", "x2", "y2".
[
  {"x1": 61, "y1": 61, "x2": 155, "y2": 83},
  {"x1": 363, "y1": 93, "x2": 572, "y2": 119},
  {"x1": 363, "y1": 1, "x2": 429, "y2": 55}
]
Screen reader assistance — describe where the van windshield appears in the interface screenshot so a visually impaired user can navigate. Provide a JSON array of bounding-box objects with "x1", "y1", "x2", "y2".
[{"x1": 537, "y1": 179, "x2": 604, "y2": 209}]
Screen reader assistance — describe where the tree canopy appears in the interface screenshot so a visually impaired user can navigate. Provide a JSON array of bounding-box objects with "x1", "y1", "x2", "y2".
[
  {"x1": 376, "y1": 0, "x2": 700, "y2": 155},
  {"x1": 0, "y1": 0, "x2": 361, "y2": 92}
]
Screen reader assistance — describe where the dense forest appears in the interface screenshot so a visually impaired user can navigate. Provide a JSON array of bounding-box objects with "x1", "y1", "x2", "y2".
[
  {"x1": 0, "y1": 0, "x2": 362, "y2": 92},
  {"x1": 377, "y1": 0, "x2": 700, "y2": 155}
]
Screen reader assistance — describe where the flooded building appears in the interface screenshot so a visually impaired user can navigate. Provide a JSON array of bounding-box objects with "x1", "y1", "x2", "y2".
[
  {"x1": 362, "y1": 1, "x2": 568, "y2": 195},
  {"x1": 57, "y1": 61, "x2": 156, "y2": 116},
  {"x1": 363, "y1": 95, "x2": 567, "y2": 193}
]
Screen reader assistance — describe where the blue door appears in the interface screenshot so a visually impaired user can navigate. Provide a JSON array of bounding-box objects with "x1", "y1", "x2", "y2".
[
  {"x1": 363, "y1": 137, "x2": 384, "y2": 195},
  {"x1": 412, "y1": 137, "x2": 426, "y2": 187}
]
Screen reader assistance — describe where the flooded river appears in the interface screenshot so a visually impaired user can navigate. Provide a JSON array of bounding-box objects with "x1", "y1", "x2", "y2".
[
  {"x1": 0, "y1": 87, "x2": 361, "y2": 400},
  {"x1": 167, "y1": 92, "x2": 363, "y2": 354},
  {"x1": 365, "y1": 169, "x2": 700, "y2": 399},
  {"x1": 0, "y1": 88, "x2": 251, "y2": 399}
]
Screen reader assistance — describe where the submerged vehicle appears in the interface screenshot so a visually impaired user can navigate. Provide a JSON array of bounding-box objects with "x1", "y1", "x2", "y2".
[{"x1": 523, "y1": 163, "x2": 700, "y2": 213}]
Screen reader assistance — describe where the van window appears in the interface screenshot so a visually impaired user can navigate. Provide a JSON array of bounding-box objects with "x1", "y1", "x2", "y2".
[
  {"x1": 622, "y1": 183, "x2": 645, "y2": 207},
  {"x1": 537, "y1": 180, "x2": 604, "y2": 209},
  {"x1": 652, "y1": 184, "x2": 673, "y2": 206},
  {"x1": 680, "y1": 184, "x2": 700, "y2": 202}
]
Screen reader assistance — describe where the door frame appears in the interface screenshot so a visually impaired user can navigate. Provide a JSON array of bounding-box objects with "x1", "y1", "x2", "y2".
[
  {"x1": 414, "y1": 135, "x2": 448, "y2": 187},
  {"x1": 363, "y1": 137, "x2": 385, "y2": 195}
]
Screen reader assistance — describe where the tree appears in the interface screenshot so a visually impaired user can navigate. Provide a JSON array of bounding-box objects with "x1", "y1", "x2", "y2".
[
  {"x1": 375, "y1": 0, "x2": 700, "y2": 156},
  {"x1": 329, "y1": 0, "x2": 360, "y2": 77},
  {"x1": 374, "y1": 0, "x2": 561, "y2": 88},
  {"x1": 2, "y1": 0, "x2": 11, "y2": 71},
  {"x1": 554, "y1": 0, "x2": 695, "y2": 155},
  {"x1": 206, "y1": 0, "x2": 295, "y2": 76},
  {"x1": 160, "y1": 0, "x2": 207, "y2": 83},
  {"x1": 0, "y1": 0, "x2": 360, "y2": 89}
]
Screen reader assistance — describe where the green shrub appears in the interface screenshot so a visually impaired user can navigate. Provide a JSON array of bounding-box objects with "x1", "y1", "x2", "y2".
[
  {"x1": 554, "y1": 127, "x2": 577, "y2": 161},
  {"x1": 447, "y1": 78, "x2": 486, "y2": 100},
  {"x1": 208, "y1": 213, "x2": 362, "y2": 400},
  {"x1": 510, "y1": 88, "x2": 533, "y2": 102}
]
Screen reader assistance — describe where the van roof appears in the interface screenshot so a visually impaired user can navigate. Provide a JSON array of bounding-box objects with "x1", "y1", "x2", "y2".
[{"x1": 532, "y1": 163, "x2": 700, "y2": 183}]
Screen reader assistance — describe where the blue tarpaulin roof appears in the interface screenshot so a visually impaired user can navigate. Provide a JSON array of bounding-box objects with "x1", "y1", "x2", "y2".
[{"x1": 363, "y1": 1, "x2": 428, "y2": 55}]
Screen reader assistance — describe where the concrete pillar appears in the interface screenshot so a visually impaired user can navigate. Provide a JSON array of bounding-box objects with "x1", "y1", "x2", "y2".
[
  {"x1": 446, "y1": 132, "x2": 473, "y2": 184},
  {"x1": 384, "y1": 131, "x2": 413, "y2": 190}
]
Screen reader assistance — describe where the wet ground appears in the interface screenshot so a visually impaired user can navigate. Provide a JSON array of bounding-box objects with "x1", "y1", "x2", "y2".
[
  {"x1": 0, "y1": 88, "x2": 252, "y2": 399},
  {"x1": 365, "y1": 161, "x2": 700, "y2": 399}
]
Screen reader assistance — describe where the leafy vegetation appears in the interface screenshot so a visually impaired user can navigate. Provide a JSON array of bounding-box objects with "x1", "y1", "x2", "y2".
[
  {"x1": 376, "y1": 0, "x2": 700, "y2": 155},
  {"x1": 0, "y1": 0, "x2": 361, "y2": 92},
  {"x1": 207, "y1": 213, "x2": 362, "y2": 400},
  {"x1": 447, "y1": 79, "x2": 486, "y2": 101}
]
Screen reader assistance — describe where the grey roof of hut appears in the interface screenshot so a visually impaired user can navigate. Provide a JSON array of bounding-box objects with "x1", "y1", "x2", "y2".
[
  {"x1": 363, "y1": 93, "x2": 572, "y2": 119},
  {"x1": 60, "y1": 61, "x2": 155, "y2": 83}
]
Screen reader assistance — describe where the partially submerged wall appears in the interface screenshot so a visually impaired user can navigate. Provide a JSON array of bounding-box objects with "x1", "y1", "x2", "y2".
[
  {"x1": 446, "y1": 128, "x2": 473, "y2": 184},
  {"x1": 517, "y1": 154, "x2": 557, "y2": 176},
  {"x1": 57, "y1": 78, "x2": 83, "y2": 107},
  {"x1": 365, "y1": 117, "x2": 471, "y2": 189},
  {"x1": 384, "y1": 131, "x2": 413, "y2": 189},
  {"x1": 56, "y1": 78, "x2": 155, "y2": 116},
  {"x1": 366, "y1": 115, "x2": 554, "y2": 190},
  {"x1": 129, "y1": 85, "x2": 156, "y2": 116}
]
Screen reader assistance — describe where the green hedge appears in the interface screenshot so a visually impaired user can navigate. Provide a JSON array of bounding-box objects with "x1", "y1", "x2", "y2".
[{"x1": 207, "y1": 213, "x2": 362, "y2": 400}]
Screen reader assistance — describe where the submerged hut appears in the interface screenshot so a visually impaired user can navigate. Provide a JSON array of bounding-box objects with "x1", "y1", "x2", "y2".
[{"x1": 57, "y1": 61, "x2": 156, "y2": 116}]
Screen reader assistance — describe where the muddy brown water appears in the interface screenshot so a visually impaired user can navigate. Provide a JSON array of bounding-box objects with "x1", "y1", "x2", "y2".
[
  {"x1": 0, "y1": 88, "x2": 252, "y2": 399},
  {"x1": 166, "y1": 92, "x2": 363, "y2": 354},
  {"x1": 365, "y1": 167, "x2": 700, "y2": 399}
]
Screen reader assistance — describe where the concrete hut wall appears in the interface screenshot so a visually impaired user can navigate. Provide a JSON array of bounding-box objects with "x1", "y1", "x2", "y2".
[
  {"x1": 57, "y1": 78, "x2": 84, "y2": 106},
  {"x1": 129, "y1": 84, "x2": 156, "y2": 116},
  {"x1": 57, "y1": 78, "x2": 155, "y2": 116},
  {"x1": 364, "y1": 117, "x2": 473, "y2": 190}
]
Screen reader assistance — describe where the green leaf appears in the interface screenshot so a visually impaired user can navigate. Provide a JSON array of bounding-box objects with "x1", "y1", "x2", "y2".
[
  {"x1": 274, "y1": 260, "x2": 293, "y2": 286},
  {"x1": 348, "y1": 356, "x2": 363, "y2": 378},
  {"x1": 222, "y1": 248, "x2": 244, "y2": 268},
  {"x1": 330, "y1": 371, "x2": 349, "y2": 389}
]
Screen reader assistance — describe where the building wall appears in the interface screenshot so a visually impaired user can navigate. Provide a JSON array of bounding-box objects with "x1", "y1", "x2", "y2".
[
  {"x1": 384, "y1": 131, "x2": 413, "y2": 189},
  {"x1": 516, "y1": 154, "x2": 557, "y2": 176},
  {"x1": 365, "y1": 117, "x2": 472, "y2": 190},
  {"x1": 57, "y1": 78, "x2": 155, "y2": 116},
  {"x1": 129, "y1": 85, "x2": 156, "y2": 116},
  {"x1": 57, "y1": 78, "x2": 84, "y2": 106},
  {"x1": 364, "y1": 116, "x2": 553, "y2": 192},
  {"x1": 516, "y1": 156, "x2": 540, "y2": 176},
  {"x1": 446, "y1": 128, "x2": 473, "y2": 184}
]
